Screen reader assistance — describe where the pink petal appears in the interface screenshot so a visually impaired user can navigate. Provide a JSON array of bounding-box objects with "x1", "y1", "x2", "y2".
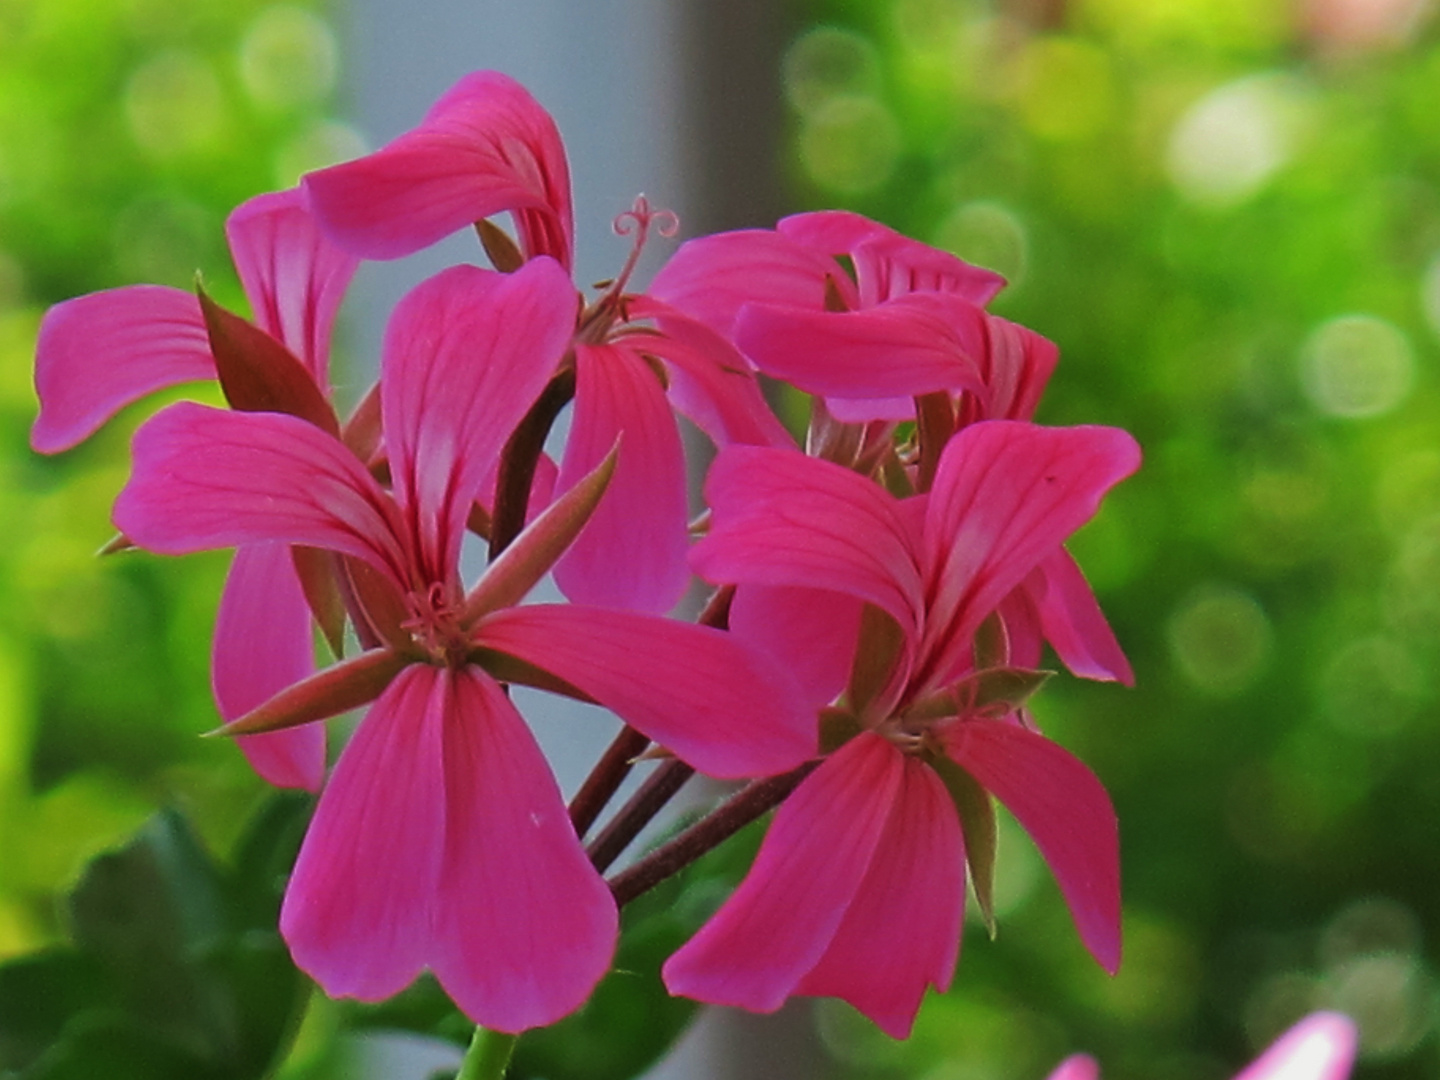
[
  {"x1": 281, "y1": 665, "x2": 445, "y2": 1000},
  {"x1": 662, "y1": 734, "x2": 903, "y2": 1010},
  {"x1": 303, "y1": 70, "x2": 573, "y2": 266},
  {"x1": 429, "y1": 667, "x2": 616, "y2": 1032},
  {"x1": 114, "y1": 402, "x2": 409, "y2": 584},
  {"x1": 473, "y1": 604, "x2": 816, "y2": 779},
  {"x1": 213, "y1": 543, "x2": 325, "y2": 791},
  {"x1": 381, "y1": 259, "x2": 574, "y2": 582},
  {"x1": 647, "y1": 228, "x2": 855, "y2": 337},
  {"x1": 1046, "y1": 1056, "x2": 1102, "y2": 1080},
  {"x1": 778, "y1": 210, "x2": 1006, "y2": 306},
  {"x1": 1235, "y1": 1013, "x2": 1358, "y2": 1080},
  {"x1": 31, "y1": 285, "x2": 212, "y2": 453},
  {"x1": 1028, "y1": 549, "x2": 1133, "y2": 685},
  {"x1": 796, "y1": 755, "x2": 964, "y2": 1038},
  {"x1": 691, "y1": 446, "x2": 925, "y2": 641},
  {"x1": 734, "y1": 292, "x2": 989, "y2": 404},
  {"x1": 226, "y1": 187, "x2": 359, "y2": 384},
  {"x1": 942, "y1": 719, "x2": 1121, "y2": 973},
  {"x1": 552, "y1": 342, "x2": 688, "y2": 613},
  {"x1": 920, "y1": 422, "x2": 1141, "y2": 682},
  {"x1": 728, "y1": 584, "x2": 862, "y2": 711},
  {"x1": 968, "y1": 316, "x2": 1057, "y2": 424},
  {"x1": 625, "y1": 297, "x2": 795, "y2": 449}
]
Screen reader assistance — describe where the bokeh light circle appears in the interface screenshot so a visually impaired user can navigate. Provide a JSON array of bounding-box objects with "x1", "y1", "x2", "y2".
[
  {"x1": 1168, "y1": 583, "x2": 1273, "y2": 695},
  {"x1": 1300, "y1": 314, "x2": 1414, "y2": 419}
]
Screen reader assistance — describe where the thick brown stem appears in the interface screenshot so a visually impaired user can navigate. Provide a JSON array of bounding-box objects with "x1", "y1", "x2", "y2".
[
  {"x1": 489, "y1": 367, "x2": 577, "y2": 560},
  {"x1": 608, "y1": 760, "x2": 819, "y2": 908},
  {"x1": 569, "y1": 726, "x2": 653, "y2": 838},
  {"x1": 586, "y1": 759, "x2": 696, "y2": 873}
]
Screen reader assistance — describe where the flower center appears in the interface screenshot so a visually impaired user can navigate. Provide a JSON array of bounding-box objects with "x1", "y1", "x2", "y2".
[{"x1": 402, "y1": 582, "x2": 470, "y2": 667}]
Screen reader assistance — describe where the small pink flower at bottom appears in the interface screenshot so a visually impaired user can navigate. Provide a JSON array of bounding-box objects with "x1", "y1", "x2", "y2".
[{"x1": 1048, "y1": 1013, "x2": 1358, "y2": 1080}]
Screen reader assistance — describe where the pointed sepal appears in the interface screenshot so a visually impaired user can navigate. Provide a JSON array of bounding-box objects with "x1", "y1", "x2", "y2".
[
  {"x1": 213, "y1": 648, "x2": 409, "y2": 737},
  {"x1": 291, "y1": 546, "x2": 348, "y2": 660},
  {"x1": 929, "y1": 754, "x2": 999, "y2": 936},
  {"x1": 461, "y1": 441, "x2": 619, "y2": 624},
  {"x1": 198, "y1": 285, "x2": 339, "y2": 437}
]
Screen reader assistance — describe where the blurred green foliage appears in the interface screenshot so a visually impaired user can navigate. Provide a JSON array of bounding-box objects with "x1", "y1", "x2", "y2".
[
  {"x1": 0, "y1": 0, "x2": 354, "y2": 978},
  {"x1": 7, "y1": 0, "x2": 1440, "y2": 1075},
  {"x1": 782, "y1": 0, "x2": 1440, "y2": 1077}
]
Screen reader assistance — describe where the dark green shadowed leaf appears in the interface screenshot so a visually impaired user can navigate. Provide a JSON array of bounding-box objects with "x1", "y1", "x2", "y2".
[
  {"x1": 0, "y1": 951, "x2": 114, "y2": 1070},
  {"x1": 1, "y1": 799, "x2": 312, "y2": 1079}
]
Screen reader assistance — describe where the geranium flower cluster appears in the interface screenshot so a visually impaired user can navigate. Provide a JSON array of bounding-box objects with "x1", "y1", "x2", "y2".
[{"x1": 32, "y1": 71, "x2": 1140, "y2": 1040}]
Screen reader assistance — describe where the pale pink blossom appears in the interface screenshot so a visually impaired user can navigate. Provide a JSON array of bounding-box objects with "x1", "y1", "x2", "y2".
[
  {"x1": 113, "y1": 257, "x2": 815, "y2": 1032},
  {"x1": 32, "y1": 187, "x2": 358, "y2": 791},
  {"x1": 663, "y1": 421, "x2": 1140, "y2": 1037},
  {"x1": 1048, "y1": 1012, "x2": 1357, "y2": 1080}
]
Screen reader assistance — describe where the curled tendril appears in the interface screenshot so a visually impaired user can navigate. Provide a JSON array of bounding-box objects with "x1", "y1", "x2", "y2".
[{"x1": 607, "y1": 194, "x2": 680, "y2": 299}]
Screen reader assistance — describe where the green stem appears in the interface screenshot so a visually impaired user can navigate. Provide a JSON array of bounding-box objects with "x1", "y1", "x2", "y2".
[{"x1": 456, "y1": 1027, "x2": 518, "y2": 1080}]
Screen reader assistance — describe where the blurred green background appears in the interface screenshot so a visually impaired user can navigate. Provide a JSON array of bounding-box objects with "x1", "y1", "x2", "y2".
[{"x1": 3, "y1": 0, "x2": 1439, "y2": 1076}]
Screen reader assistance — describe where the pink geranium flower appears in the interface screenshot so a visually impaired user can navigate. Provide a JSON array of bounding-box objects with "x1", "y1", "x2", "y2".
[
  {"x1": 650, "y1": 210, "x2": 1131, "y2": 685},
  {"x1": 302, "y1": 70, "x2": 790, "y2": 613},
  {"x1": 662, "y1": 420, "x2": 1140, "y2": 1037},
  {"x1": 31, "y1": 187, "x2": 359, "y2": 791},
  {"x1": 112, "y1": 256, "x2": 816, "y2": 1033},
  {"x1": 648, "y1": 209, "x2": 1054, "y2": 422},
  {"x1": 1050, "y1": 1012, "x2": 1358, "y2": 1080}
]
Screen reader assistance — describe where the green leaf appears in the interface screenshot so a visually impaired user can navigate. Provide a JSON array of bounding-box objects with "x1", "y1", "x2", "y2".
[
  {"x1": 3, "y1": 801, "x2": 314, "y2": 1079},
  {"x1": 0, "y1": 951, "x2": 114, "y2": 1070},
  {"x1": 16, "y1": 1011, "x2": 227, "y2": 1080}
]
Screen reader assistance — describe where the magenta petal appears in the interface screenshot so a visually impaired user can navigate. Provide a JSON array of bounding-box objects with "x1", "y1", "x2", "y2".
[
  {"x1": 778, "y1": 210, "x2": 1006, "y2": 305},
  {"x1": 1235, "y1": 1013, "x2": 1358, "y2": 1080},
  {"x1": 429, "y1": 667, "x2": 616, "y2": 1032},
  {"x1": 281, "y1": 665, "x2": 443, "y2": 1000},
  {"x1": 226, "y1": 187, "x2": 359, "y2": 384},
  {"x1": 921, "y1": 422, "x2": 1141, "y2": 673},
  {"x1": 734, "y1": 292, "x2": 989, "y2": 403},
  {"x1": 625, "y1": 298, "x2": 795, "y2": 449},
  {"x1": 303, "y1": 70, "x2": 573, "y2": 266},
  {"x1": 115, "y1": 402, "x2": 408, "y2": 582},
  {"x1": 943, "y1": 719, "x2": 1121, "y2": 973},
  {"x1": 796, "y1": 756, "x2": 964, "y2": 1038},
  {"x1": 474, "y1": 604, "x2": 816, "y2": 778},
  {"x1": 32, "y1": 285, "x2": 212, "y2": 453},
  {"x1": 692, "y1": 446, "x2": 925, "y2": 640},
  {"x1": 976, "y1": 316, "x2": 1058, "y2": 423},
  {"x1": 647, "y1": 228, "x2": 854, "y2": 337},
  {"x1": 729, "y1": 584, "x2": 862, "y2": 711},
  {"x1": 1029, "y1": 549, "x2": 1134, "y2": 685},
  {"x1": 663, "y1": 734, "x2": 901, "y2": 1010},
  {"x1": 381, "y1": 259, "x2": 573, "y2": 581},
  {"x1": 1046, "y1": 1056, "x2": 1102, "y2": 1080},
  {"x1": 552, "y1": 343, "x2": 688, "y2": 613},
  {"x1": 213, "y1": 543, "x2": 325, "y2": 791}
]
